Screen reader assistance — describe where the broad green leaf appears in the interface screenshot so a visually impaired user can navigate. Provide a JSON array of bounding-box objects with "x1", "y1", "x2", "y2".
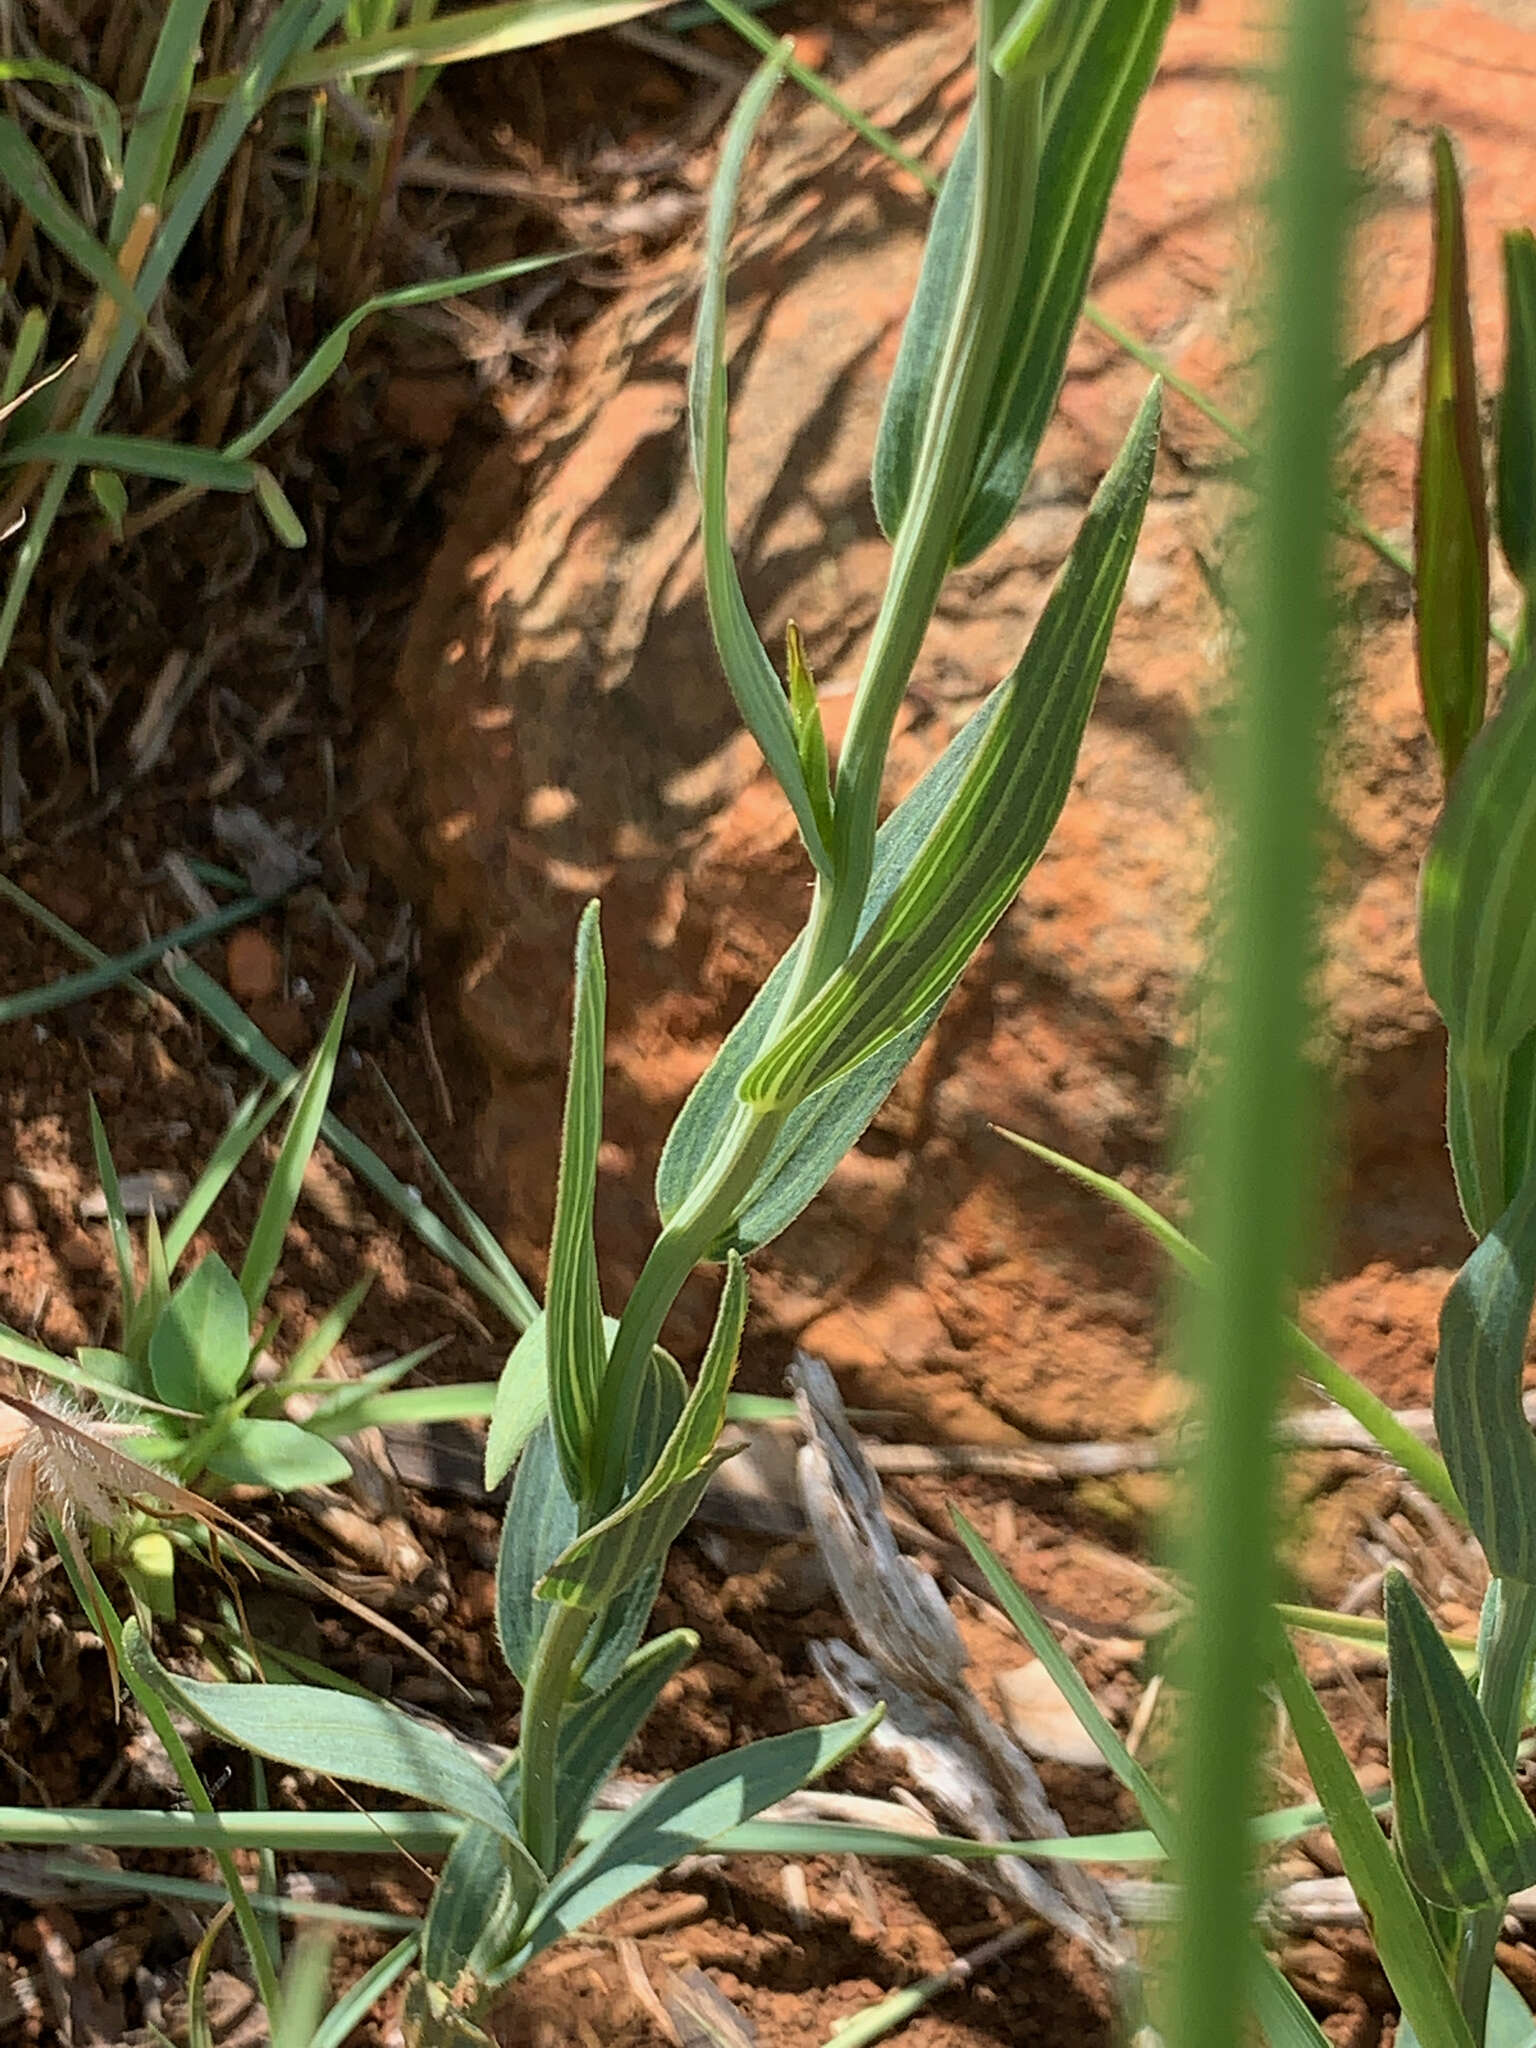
[
  {"x1": 121, "y1": 1620, "x2": 533, "y2": 1848},
  {"x1": 543, "y1": 1256, "x2": 747, "y2": 1611},
  {"x1": 996, "y1": 1129, "x2": 1464, "y2": 1520},
  {"x1": 239, "y1": 986, "x2": 350, "y2": 1318},
  {"x1": 1387, "y1": 1570, "x2": 1536, "y2": 1908},
  {"x1": 873, "y1": 0, "x2": 1174, "y2": 564},
  {"x1": 495, "y1": 1352, "x2": 684, "y2": 1690},
  {"x1": 1269, "y1": 1616, "x2": 1477, "y2": 2048},
  {"x1": 548, "y1": 1629, "x2": 697, "y2": 1868},
  {"x1": 656, "y1": 654, "x2": 1012, "y2": 1256},
  {"x1": 149, "y1": 1254, "x2": 250, "y2": 1413},
  {"x1": 511, "y1": 1709, "x2": 882, "y2": 1968},
  {"x1": 201, "y1": 1416, "x2": 353, "y2": 1491},
  {"x1": 485, "y1": 1316, "x2": 554, "y2": 1491},
  {"x1": 1434, "y1": 1165, "x2": 1536, "y2": 1581},
  {"x1": 1497, "y1": 229, "x2": 1536, "y2": 599},
  {"x1": 545, "y1": 902, "x2": 609, "y2": 1507},
  {"x1": 688, "y1": 50, "x2": 831, "y2": 875},
  {"x1": 1415, "y1": 131, "x2": 1489, "y2": 779},
  {"x1": 741, "y1": 384, "x2": 1160, "y2": 1111},
  {"x1": 1421, "y1": 663, "x2": 1536, "y2": 1228}
]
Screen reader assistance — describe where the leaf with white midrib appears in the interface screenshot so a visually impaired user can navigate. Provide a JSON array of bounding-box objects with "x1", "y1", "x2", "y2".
[
  {"x1": 1434, "y1": 1162, "x2": 1536, "y2": 1582},
  {"x1": 1387, "y1": 1570, "x2": 1536, "y2": 1908}
]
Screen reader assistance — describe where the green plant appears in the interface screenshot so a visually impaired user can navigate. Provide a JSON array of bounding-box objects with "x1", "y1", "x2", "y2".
[
  {"x1": 0, "y1": 0, "x2": 1181, "y2": 2036},
  {"x1": 0, "y1": 989, "x2": 476, "y2": 1618},
  {"x1": 980, "y1": 82, "x2": 1536, "y2": 2048}
]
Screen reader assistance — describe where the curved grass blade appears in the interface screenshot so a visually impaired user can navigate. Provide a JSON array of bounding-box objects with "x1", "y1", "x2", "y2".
[
  {"x1": 0, "y1": 118, "x2": 154, "y2": 346},
  {"x1": 689, "y1": 49, "x2": 831, "y2": 875},
  {"x1": 0, "y1": 893, "x2": 282, "y2": 1025},
  {"x1": 1386, "y1": 1570, "x2": 1536, "y2": 1909},
  {"x1": 997, "y1": 1128, "x2": 1464, "y2": 1520},
  {"x1": 164, "y1": 1084, "x2": 294, "y2": 1271},
  {"x1": 1433, "y1": 1165, "x2": 1536, "y2": 1582},
  {"x1": 1269, "y1": 1615, "x2": 1476, "y2": 2048},
  {"x1": 741, "y1": 383, "x2": 1159, "y2": 1111},
  {"x1": 87, "y1": 1098, "x2": 137, "y2": 1316}
]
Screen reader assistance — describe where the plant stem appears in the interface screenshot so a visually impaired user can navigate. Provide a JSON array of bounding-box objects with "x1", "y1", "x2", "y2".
[
  {"x1": 1171, "y1": 5, "x2": 1356, "y2": 2047},
  {"x1": 1455, "y1": 1577, "x2": 1536, "y2": 2035},
  {"x1": 517, "y1": 1601, "x2": 599, "y2": 1876}
]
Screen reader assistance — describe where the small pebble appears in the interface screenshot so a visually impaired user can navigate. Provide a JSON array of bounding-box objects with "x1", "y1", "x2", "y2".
[
  {"x1": 2, "y1": 1184, "x2": 37, "y2": 1232},
  {"x1": 226, "y1": 927, "x2": 282, "y2": 1003}
]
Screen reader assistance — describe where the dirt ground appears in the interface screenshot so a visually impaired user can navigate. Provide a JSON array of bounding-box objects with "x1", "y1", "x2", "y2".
[{"x1": 4, "y1": 1, "x2": 1536, "y2": 2043}]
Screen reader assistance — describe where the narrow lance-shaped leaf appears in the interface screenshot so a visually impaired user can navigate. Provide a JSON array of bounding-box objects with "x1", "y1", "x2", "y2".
[
  {"x1": 873, "y1": 0, "x2": 1174, "y2": 564},
  {"x1": 1433, "y1": 1163, "x2": 1536, "y2": 1581},
  {"x1": 511, "y1": 1709, "x2": 882, "y2": 1969},
  {"x1": 1414, "y1": 130, "x2": 1489, "y2": 780},
  {"x1": 120, "y1": 1620, "x2": 536, "y2": 1852},
  {"x1": 545, "y1": 901, "x2": 609, "y2": 1510},
  {"x1": 741, "y1": 383, "x2": 1160, "y2": 1112},
  {"x1": 1386, "y1": 1569, "x2": 1536, "y2": 1908},
  {"x1": 1497, "y1": 228, "x2": 1536, "y2": 604},
  {"x1": 1420, "y1": 662, "x2": 1536, "y2": 1230},
  {"x1": 689, "y1": 49, "x2": 832, "y2": 876},
  {"x1": 546, "y1": 1255, "x2": 748, "y2": 1611},
  {"x1": 1268, "y1": 1616, "x2": 1478, "y2": 2048},
  {"x1": 239, "y1": 984, "x2": 351, "y2": 1318}
]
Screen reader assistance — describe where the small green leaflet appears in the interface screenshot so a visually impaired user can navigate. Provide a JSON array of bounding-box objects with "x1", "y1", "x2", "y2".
[
  {"x1": 148, "y1": 1254, "x2": 250, "y2": 1413},
  {"x1": 1386, "y1": 1571, "x2": 1536, "y2": 1909}
]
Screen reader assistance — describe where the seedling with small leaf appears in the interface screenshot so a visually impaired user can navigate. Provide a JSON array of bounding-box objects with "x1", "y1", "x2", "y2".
[{"x1": 0, "y1": 989, "x2": 453, "y2": 1615}]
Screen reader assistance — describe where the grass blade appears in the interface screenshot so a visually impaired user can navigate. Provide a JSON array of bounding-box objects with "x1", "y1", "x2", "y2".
[
  {"x1": 238, "y1": 986, "x2": 350, "y2": 1318},
  {"x1": 1270, "y1": 1618, "x2": 1476, "y2": 2048},
  {"x1": 0, "y1": 893, "x2": 280, "y2": 1024}
]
